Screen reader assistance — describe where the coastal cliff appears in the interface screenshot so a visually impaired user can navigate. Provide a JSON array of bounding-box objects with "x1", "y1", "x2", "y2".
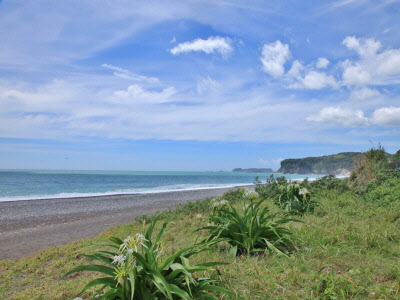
[{"x1": 277, "y1": 152, "x2": 361, "y2": 175}]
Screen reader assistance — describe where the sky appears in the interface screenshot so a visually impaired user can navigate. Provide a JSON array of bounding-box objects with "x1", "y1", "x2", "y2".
[{"x1": 0, "y1": 0, "x2": 399, "y2": 171}]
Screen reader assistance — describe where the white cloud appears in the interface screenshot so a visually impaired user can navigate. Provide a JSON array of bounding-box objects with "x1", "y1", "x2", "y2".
[
  {"x1": 342, "y1": 36, "x2": 381, "y2": 57},
  {"x1": 292, "y1": 70, "x2": 337, "y2": 89},
  {"x1": 260, "y1": 41, "x2": 291, "y2": 77},
  {"x1": 316, "y1": 57, "x2": 330, "y2": 69},
  {"x1": 341, "y1": 36, "x2": 400, "y2": 86},
  {"x1": 102, "y1": 64, "x2": 160, "y2": 83},
  {"x1": 372, "y1": 107, "x2": 400, "y2": 126},
  {"x1": 287, "y1": 60, "x2": 337, "y2": 89},
  {"x1": 170, "y1": 36, "x2": 233, "y2": 56},
  {"x1": 350, "y1": 87, "x2": 380, "y2": 101},
  {"x1": 341, "y1": 62, "x2": 372, "y2": 85},
  {"x1": 112, "y1": 85, "x2": 176, "y2": 104},
  {"x1": 307, "y1": 107, "x2": 369, "y2": 127}
]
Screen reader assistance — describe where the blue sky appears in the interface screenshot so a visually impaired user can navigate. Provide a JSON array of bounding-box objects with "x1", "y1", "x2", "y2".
[{"x1": 0, "y1": 0, "x2": 399, "y2": 171}]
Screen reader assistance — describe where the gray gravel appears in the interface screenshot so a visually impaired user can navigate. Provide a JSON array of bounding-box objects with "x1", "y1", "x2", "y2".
[{"x1": 0, "y1": 187, "x2": 245, "y2": 260}]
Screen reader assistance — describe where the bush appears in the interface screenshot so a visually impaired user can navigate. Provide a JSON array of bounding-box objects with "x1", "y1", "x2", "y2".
[
  {"x1": 275, "y1": 183, "x2": 319, "y2": 215},
  {"x1": 63, "y1": 216, "x2": 232, "y2": 299},
  {"x1": 255, "y1": 174, "x2": 288, "y2": 200},
  {"x1": 197, "y1": 199, "x2": 295, "y2": 256},
  {"x1": 350, "y1": 145, "x2": 389, "y2": 193},
  {"x1": 364, "y1": 169, "x2": 400, "y2": 207},
  {"x1": 308, "y1": 175, "x2": 349, "y2": 192}
]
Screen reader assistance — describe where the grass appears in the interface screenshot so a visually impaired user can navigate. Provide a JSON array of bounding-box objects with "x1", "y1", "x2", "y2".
[{"x1": 1, "y1": 188, "x2": 399, "y2": 299}]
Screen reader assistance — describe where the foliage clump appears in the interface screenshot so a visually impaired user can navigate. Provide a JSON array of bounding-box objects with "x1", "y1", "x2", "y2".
[
  {"x1": 364, "y1": 168, "x2": 400, "y2": 207},
  {"x1": 308, "y1": 175, "x2": 349, "y2": 192},
  {"x1": 255, "y1": 174, "x2": 288, "y2": 201},
  {"x1": 63, "y1": 217, "x2": 232, "y2": 300},
  {"x1": 198, "y1": 199, "x2": 295, "y2": 256},
  {"x1": 349, "y1": 145, "x2": 389, "y2": 193},
  {"x1": 275, "y1": 183, "x2": 318, "y2": 215}
]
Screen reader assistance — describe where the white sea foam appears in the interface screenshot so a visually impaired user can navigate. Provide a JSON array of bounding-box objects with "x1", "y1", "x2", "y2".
[
  {"x1": 0, "y1": 183, "x2": 254, "y2": 202},
  {"x1": 0, "y1": 173, "x2": 334, "y2": 203}
]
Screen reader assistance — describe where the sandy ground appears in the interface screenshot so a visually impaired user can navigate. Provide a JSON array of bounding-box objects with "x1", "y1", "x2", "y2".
[{"x1": 0, "y1": 187, "x2": 241, "y2": 260}]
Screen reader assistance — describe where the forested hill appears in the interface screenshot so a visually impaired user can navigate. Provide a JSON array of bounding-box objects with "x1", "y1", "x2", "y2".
[{"x1": 277, "y1": 152, "x2": 361, "y2": 175}]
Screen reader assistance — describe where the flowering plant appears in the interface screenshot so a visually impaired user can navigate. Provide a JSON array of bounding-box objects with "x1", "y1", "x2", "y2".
[
  {"x1": 275, "y1": 183, "x2": 319, "y2": 215},
  {"x1": 63, "y1": 216, "x2": 232, "y2": 299}
]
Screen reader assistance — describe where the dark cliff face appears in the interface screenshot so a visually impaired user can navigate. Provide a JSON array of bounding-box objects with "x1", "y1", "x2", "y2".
[{"x1": 277, "y1": 152, "x2": 362, "y2": 175}]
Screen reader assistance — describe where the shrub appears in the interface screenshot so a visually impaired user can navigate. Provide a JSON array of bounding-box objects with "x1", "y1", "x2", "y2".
[
  {"x1": 364, "y1": 169, "x2": 400, "y2": 207},
  {"x1": 63, "y1": 216, "x2": 232, "y2": 299},
  {"x1": 275, "y1": 183, "x2": 319, "y2": 215},
  {"x1": 308, "y1": 175, "x2": 349, "y2": 192},
  {"x1": 391, "y1": 149, "x2": 400, "y2": 162},
  {"x1": 350, "y1": 145, "x2": 389, "y2": 193},
  {"x1": 197, "y1": 199, "x2": 295, "y2": 256},
  {"x1": 221, "y1": 187, "x2": 246, "y2": 203},
  {"x1": 255, "y1": 174, "x2": 288, "y2": 200}
]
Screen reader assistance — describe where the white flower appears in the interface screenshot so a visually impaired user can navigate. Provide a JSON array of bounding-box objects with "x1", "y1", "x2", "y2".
[
  {"x1": 196, "y1": 214, "x2": 202, "y2": 218},
  {"x1": 135, "y1": 233, "x2": 146, "y2": 245},
  {"x1": 112, "y1": 254, "x2": 126, "y2": 266},
  {"x1": 123, "y1": 236, "x2": 131, "y2": 245},
  {"x1": 299, "y1": 188, "x2": 309, "y2": 195}
]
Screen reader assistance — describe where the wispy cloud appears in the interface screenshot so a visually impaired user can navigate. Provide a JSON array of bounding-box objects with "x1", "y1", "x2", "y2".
[{"x1": 102, "y1": 64, "x2": 160, "y2": 84}]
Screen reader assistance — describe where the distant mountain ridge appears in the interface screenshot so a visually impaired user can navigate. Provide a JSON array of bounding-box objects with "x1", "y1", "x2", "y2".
[
  {"x1": 277, "y1": 152, "x2": 361, "y2": 175},
  {"x1": 232, "y1": 168, "x2": 274, "y2": 173}
]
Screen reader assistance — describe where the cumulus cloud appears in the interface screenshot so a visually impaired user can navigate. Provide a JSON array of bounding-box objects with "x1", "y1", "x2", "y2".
[
  {"x1": 102, "y1": 64, "x2": 160, "y2": 83},
  {"x1": 287, "y1": 60, "x2": 337, "y2": 89},
  {"x1": 371, "y1": 107, "x2": 400, "y2": 126},
  {"x1": 341, "y1": 36, "x2": 400, "y2": 86},
  {"x1": 307, "y1": 107, "x2": 369, "y2": 127},
  {"x1": 170, "y1": 36, "x2": 233, "y2": 57},
  {"x1": 260, "y1": 41, "x2": 291, "y2": 77},
  {"x1": 316, "y1": 57, "x2": 330, "y2": 69},
  {"x1": 342, "y1": 36, "x2": 382, "y2": 57}
]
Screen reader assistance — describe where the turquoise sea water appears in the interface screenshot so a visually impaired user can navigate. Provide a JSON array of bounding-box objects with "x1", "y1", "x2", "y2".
[{"x1": 0, "y1": 170, "x2": 327, "y2": 202}]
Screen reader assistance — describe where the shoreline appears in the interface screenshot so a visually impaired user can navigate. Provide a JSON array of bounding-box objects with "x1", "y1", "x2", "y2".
[
  {"x1": 0, "y1": 183, "x2": 255, "y2": 203},
  {"x1": 0, "y1": 186, "x2": 250, "y2": 260}
]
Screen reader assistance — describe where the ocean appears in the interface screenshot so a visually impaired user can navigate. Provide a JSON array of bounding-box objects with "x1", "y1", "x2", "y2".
[{"x1": 0, "y1": 170, "x2": 327, "y2": 202}]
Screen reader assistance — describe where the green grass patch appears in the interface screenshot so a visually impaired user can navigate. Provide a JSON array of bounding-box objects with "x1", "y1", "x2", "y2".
[{"x1": 1, "y1": 188, "x2": 399, "y2": 299}]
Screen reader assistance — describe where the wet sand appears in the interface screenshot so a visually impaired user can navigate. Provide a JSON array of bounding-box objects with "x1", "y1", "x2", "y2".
[{"x1": 0, "y1": 187, "x2": 240, "y2": 260}]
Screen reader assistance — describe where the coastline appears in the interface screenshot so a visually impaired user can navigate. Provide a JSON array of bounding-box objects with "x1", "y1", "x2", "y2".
[{"x1": 0, "y1": 186, "x2": 249, "y2": 260}]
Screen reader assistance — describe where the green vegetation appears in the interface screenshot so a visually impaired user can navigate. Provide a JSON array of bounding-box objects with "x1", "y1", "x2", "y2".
[
  {"x1": 277, "y1": 152, "x2": 361, "y2": 174},
  {"x1": 350, "y1": 145, "x2": 389, "y2": 193},
  {"x1": 1, "y1": 149, "x2": 399, "y2": 299},
  {"x1": 198, "y1": 199, "x2": 295, "y2": 257},
  {"x1": 275, "y1": 183, "x2": 318, "y2": 215},
  {"x1": 63, "y1": 216, "x2": 232, "y2": 299},
  {"x1": 391, "y1": 150, "x2": 400, "y2": 162}
]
